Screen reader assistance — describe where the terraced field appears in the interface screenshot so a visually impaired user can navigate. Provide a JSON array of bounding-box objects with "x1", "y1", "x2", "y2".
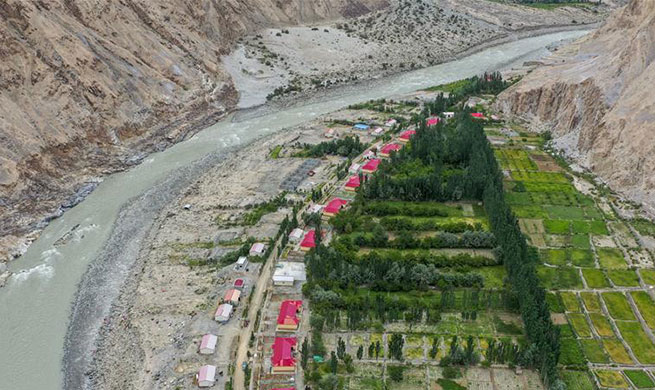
[{"x1": 492, "y1": 128, "x2": 655, "y2": 390}]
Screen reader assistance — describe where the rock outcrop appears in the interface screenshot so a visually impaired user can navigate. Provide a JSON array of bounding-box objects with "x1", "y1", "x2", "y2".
[{"x1": 496, "y1": 0, "x2": 655, "y2": 212}]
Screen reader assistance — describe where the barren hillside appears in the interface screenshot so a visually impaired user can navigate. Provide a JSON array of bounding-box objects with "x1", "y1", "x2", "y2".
[
  {"x1": 496, "y1": 0, "x2": 655, "y2": 212},
  {"x1": 0, "y1": 0, "x2": 387, "y2": 261},
  {"x1": 0, "y1": 0, "x2": 608, "y2": 264}
]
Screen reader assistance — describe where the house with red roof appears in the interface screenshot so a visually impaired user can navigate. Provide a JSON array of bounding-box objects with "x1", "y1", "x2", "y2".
[
  {"x1": 471, "y1": 113, "x2": 486, "y2": 119},
  {"x1": 271, "y1": 337, "x2": 297, "y2": 373},
  {"x1": 223, "y1": 289, "x2": 241, "y2": 305},
  {"x1": 277, "y1": 300, "x2": 303, "y2": 332},
  {"x1": 427, "y1": 117, "x2": 440, "y2": 126},
  {"x1": 380, "y1": 143, "x2": 402, "y2": 157},
  {"x1": 362, "y1": 158, "x2": 381, "y2": 174},
  {"x1": 323, "y1": 198, "x2": 348, "y2": 217},
  {"x1": 345, "y1": 175, "x2": 360, "y2": 192},
  {"x1": 399, "y1": 130, "x2": 416, "y2": 143},
  {"x1": 233, "y1": 278, "x2": 245, "y2": 290},
  {"x1": 299, "y1": 230, "x2": 316, "y2": 252},
  {"x1": 271, "y1": 388, "x2": 295, "y2": 390}
]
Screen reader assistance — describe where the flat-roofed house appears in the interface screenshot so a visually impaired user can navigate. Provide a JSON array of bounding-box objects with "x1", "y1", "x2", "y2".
[
  {"x1": 288, "y1": 228, "x2": 304, "y2": 243},
  {"x1": 236, "y1": 256, "x2": 248, "y2": 270},
  {"x1": 273, "y1": 262, "x2": 307, "y2": 286}
]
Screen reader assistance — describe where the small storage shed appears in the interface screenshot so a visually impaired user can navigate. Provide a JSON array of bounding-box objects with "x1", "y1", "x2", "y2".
[
  {"x1": 199, "y1": 334, "x2": 218, "y2": 355},
  {"x1": 197, "y1": 365, "x2": 216, "y2": 387},
  {"x1": 215, "y1": 303, "x2": 233, "y2": 323}
]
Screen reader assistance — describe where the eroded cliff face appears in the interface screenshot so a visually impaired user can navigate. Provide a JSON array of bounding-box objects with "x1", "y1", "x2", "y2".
[
  {"x1": 0, "y1": 0, "x2": 387, "y2": 261},
  {"x1": 496, "y1": 0, "x2": 655, "y2": 211}
]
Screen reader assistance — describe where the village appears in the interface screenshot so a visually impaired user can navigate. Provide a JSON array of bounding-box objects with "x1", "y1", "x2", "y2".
[
  {"x1": 166, "y1": 75, "x2": 543, "y2": 390},
  {"x1": 91, "y1": 72, "x2": 655, "y2": 390}
]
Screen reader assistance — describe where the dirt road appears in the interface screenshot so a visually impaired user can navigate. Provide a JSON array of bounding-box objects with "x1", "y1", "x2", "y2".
[{"x1": 233, "y1": 239, "x2": 281, "y2": 390}]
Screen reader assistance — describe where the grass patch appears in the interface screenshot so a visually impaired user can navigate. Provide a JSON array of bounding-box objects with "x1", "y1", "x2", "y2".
[
  {"x1": 580, "y1": 339, "x2": 609, "y2": 363},
  {"x1": 597, "y1": 248, "x2": 628, "y2": 269},
  {"x1": 603, "y1": 338, "x2": 633, "y2": 364},
  {"x1": 545, "y1": 205, "x2": 585, "y2": 220},
  {"x1": 475, "y1": 266, "x2": 507, "y2": 289},
  {"x1": 571, "y1": 234, "x2": 591, "y2": 249},
  {"x1": 631, "y1": 218, "x2": 655, "y2": 237},
  {"x1": 589, "y1": 220, "x2": 609, "y2": 235},
  {"x1": 570, "y1": 250, "x2": 594, "y2": 267},
  {"x1": 493, "y1": 316, "x2": 523, "y2": 335},
  {"x1": 630, "y1": 291, "x2": 655, "y2": 329},
  {"x1": 602, "y1": 292, "x2": 636, "y2": 321},
  {"x1": 624, "y1": 370, "x2": 655, "y2": 388},
  {"x1": 615, "y1": 321, "x2": 655, "y2": 364},
  {"x1": 269, "y1": 145, "x2": 283, "y2": 159},
  {"x1": 561, "y1": 370, "x2": 595, "y2": 390},
  {"x1": 589, "y1": 313, "x2": 614, "y2": 338},
  {"x1": 607, "y1": 270, "x2": 640, "y2": 287},
  {"x1": 581, "y1": 269, "x2": 610, "y2": 288},
  {"x1": 537, "y1": 266, "x2": 582, "y2": 290},
  {"x1": 560, "y1": 292, "x2": 581, "y2": 312},
  {"x1": 595, "y1": 370, "x2": 629, "y2": 389},
  {"x1": 559, "y1": 338, "x2": 585, "y2": 366},
  {"x1": 580, "y1": 292, "x2": 601, "y2": 312},
  {"x1": 544, "y1": 220, "x2": 570, "y2": 234},
  {"x1": 641, "y1": 269, "x2": 655, "y2": 285},
  {"x1": 436, "y1": 379, "x2": 466, "y2": 390},
  {"x1": 547, "y1": 292, "x2": 565, "y2": 313},
  {"x1": 568, "y1": 313, "x2": 592, "y2": 338},
  {"x1": 542, "y1": 249, "x2": 568, "y2": 266}
]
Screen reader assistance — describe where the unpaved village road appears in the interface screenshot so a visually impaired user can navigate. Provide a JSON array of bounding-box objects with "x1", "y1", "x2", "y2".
[{"x1": 233, "y1": 240, "x2": 280, "y2": 390}]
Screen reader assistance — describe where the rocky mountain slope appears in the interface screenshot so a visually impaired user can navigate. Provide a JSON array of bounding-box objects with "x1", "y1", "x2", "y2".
[
  {"x1": 0, "y1": 0, "x2": 387, "y2": 262},
  {"x1": 496, "y1": 0, "x2": 655, "y2": 212},
  {"x1": 0, "y1": 0, "x2": 608, "y2": 265}
]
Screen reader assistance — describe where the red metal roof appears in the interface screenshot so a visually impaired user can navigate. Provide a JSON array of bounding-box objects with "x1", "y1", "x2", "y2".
[
  {"x1": 427, "y1": 117, "x2": 440, "y2": 126},
  {"x1": 362, "y1": 158, "x2": 381, "y2": 172},
  {"x1": 345, "y1": 175, "x2": 360, "y2": 189},
  {"x1": 272, "y1": 337, "x2": 297, "y2": 367},
  {"x1": 381, "y1": 143, "x2": 401, "y2": 155},
  {"x1": 233, "y1": 279, "x2": 244, "y2": 287},
  {"x1": 324, "y1": 198, "x2": 347, "y2": 215},
  {"x1": 399, "y1": 130, "x2": 416, "y2": 140},
  {"x1": 277, "y1": 300, "x2": 302, "y2": 326},
  {"x1": 300, "y1": 230, "x2": 316, "y2": 249},
  {"x1": 471, "y1": 113, "x2": 484, "y2": 118}
]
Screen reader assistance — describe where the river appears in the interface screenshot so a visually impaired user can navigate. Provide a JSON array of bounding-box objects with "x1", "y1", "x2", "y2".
[{"x1": 0, "y1": 30, "x2": 588, "y2": 390}]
